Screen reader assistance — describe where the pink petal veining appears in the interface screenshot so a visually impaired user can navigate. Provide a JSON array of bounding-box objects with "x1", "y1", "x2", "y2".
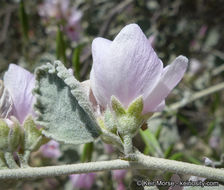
[{"x1": 90, "y1": 24, "x2": 188, "y2": 114}]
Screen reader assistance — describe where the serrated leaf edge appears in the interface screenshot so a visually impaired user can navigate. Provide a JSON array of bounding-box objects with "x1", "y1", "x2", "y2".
[{"x1": 33, "y1": 61, "x2": 102, "y2": 142}]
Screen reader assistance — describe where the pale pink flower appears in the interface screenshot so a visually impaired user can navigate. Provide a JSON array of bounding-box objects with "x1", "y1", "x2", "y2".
[
  {"x1": 198, "y1": 25, "x2": 207, "y2": 38},
  {"x1": 38, "y1": 0, "x2": 82, "y2": 41},
  {"x1": 3, "y1": 64, "x2": 61, "y2": 157},
  {"x1": 116, "y1": 183, "x2": 126, "y2": 190},
  {"x1": 69, "y1": 173, "x2": 96, "y2": 189},
  {"x1": 3, "y1": 64, "x2": 35, "y2": 124},
  {"x1": 112, "y1": 170, "x2": 127, "y2": 190},
  {"x1": 112, "y1": 169, "x2": 127, "y2": 180},
  {"x1": 90, "y1": 24, "x2": 188, "y2": 114},
  {"x1": 104, "y1": 143, "x2": 114, "y2": 154},
  {"x1": 209, "y1": 136, "x2": 220, "y2": 149},
  {"x1": 38, "y1": 0, "x2": 69, "y2": 19},
  {"x1": 40, "y1": 140, "x2": 61, "y2": 159},
  {"x1": 64, "y1": 10, "x2": 82, "y2": 41}
]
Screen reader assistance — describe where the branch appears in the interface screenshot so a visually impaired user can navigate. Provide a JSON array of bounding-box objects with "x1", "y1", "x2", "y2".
[
  {"x1": 0, "y1": 11, "x2": 11, "y2": 44},
  {"x1": 0, "y1": 153, "x2": 223, "y2": 181},
  {"x1": 153, "y1": 82, "x2": 224, "y2": 118}
]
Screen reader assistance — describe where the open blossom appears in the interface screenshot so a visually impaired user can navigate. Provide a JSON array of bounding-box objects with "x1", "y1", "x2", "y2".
[
  {"x1": 90, "y1": 24, "x2": 188, "y2": 114},
  {"x1": 104, "y1": 143, "x2": 114, "y2": 154},
  {"x1": 64, "y1": 9, "x2": 82, "y2": 41},
  {"x1": 112, "y1": 170, "x2": 127, "y2": 190},
  {"x1": 40, "y1": 140, "x2": 61, "y2": 159},
  {"x1": 69, "y1": 173, "x2": 96, "y2": 189},
  {"x1": 38, "y1": 0, "x2": 82, "y2": 41},
  {"x1": 2, "y1": 64, "x2": 61, "y2": 156},
  {"x1": 3, "y1": 64, "x2": 35, "y2": 124},
  {"x1": 38, "y1": 0, "x2": 65, "y2": 19},
  {"x1": 198, "y1": 25, "x2": 207, "y2": 38}
]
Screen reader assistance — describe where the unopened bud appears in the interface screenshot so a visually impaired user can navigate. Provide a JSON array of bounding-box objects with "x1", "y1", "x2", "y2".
[
  {"x1": 111, "y1": 96, "x2": 144, "y2": 137},
  {"x1": 23, "y1": 116, "x2": 49, "y2": 152},
  {"x1": 0, "y1": 118, "x2": 21, "y2": 152}
]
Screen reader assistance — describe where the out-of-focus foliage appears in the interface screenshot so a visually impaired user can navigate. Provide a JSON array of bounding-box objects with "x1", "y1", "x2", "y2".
[{"x1": 0, "y1": 0, "x2": 224, "y2": 189}]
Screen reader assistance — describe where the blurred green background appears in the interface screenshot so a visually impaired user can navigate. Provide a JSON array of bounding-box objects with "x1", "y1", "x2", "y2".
[{"x1": 0, "y1": 0, "x2": 224, "y2": 190}]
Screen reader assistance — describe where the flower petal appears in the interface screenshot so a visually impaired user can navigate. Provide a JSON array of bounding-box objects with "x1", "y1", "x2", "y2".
[
  {"x1": 153, "y1": 100, "x2": 165, "y2": 112},
  {"x1": 91, "y1": 37, "x2": 112, "y2": 69},
  {"x1": 143, "y1": 56, "x2": 188, "y2": 113},
  {"x1": 0, "y1": 80, "x2": 13, "y2": 118},
  {"x1": 40, "y1": 140, "x2": 61, "y2": 159},
  {"x1": 90, "y1": 37, "x2": 112, "y2": 107},
  {"x1": 90, "y1": 24, "x2": 163, "y2": 108},
  {"x1": 70, "y1": 173, "x2": 96, "y2": 189},
  {"x1": 3, "y1": 64, "x2": 35, "y2": 124}
]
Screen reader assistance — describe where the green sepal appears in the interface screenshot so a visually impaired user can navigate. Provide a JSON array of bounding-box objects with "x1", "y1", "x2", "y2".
[
  {"x1": 127, "y1": 96, "x2": 143, "y2": 117},
  {"x1": 8, "y1": 118, "x2": 22, "y2": 152},
  {"x1": 103, "y1": 109, "x2": 117, "y2": 133},
  {"x1": 0, "y1": 120, "x2": 10, "y2": 151},
  {"x1": 0, "y1": 118, "x2": 21, "y2": 152},
  {"x1": 111, "y1": 96, "x2": 126, "y2": 116},
  {"x1": 117, "y1": 114, "x2": 143, "y2": 137},
  {"x1": 110, "y1": 96, "x2": 144, "y2": 137},
  {"x1": 81, "y1": 142, "x2": 94, "y2": 163},
  {"x1": 0, "y1": 151, "x2": 7, "y2": 169},
  {"x1": 23, "y1": 116, "x2": 49, "y2": 152}
]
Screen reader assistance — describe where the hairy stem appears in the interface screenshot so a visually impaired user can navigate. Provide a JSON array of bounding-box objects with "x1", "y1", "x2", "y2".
[
  {"x1": 17, "y1": 151, "x2": 30, "y2": 168},
  {"x1": 123, "y1": 134, "x2": 133, "y2": 155},
  {"x1": 0, "y1": 153, "x2": 223, "y2": 181},
  {"x1": 4, "y1": 152, "x2": 19, "y2": 169}
]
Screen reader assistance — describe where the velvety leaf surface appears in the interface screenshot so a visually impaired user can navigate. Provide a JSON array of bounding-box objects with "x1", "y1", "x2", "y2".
[{"x1": 33, "y1": 61, "x2": 101, "y2": 144}]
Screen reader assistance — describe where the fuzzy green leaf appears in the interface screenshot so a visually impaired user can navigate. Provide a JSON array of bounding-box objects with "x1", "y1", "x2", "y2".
[
  {"x1": 19, "y1": 0, "x2": 29, "y2": 40},
  {"x1": 139, "y1": 128, "x2": 163, "y2": 157},
  {"x1": 56, "y1": 27, "x2": 67, "y2": 65},
  {"x1": 33, "y1": 61, "x2": 101, "y2": 145},
  {"x1": 72, "y1": 45, "x2": 82, "y2": 80}
]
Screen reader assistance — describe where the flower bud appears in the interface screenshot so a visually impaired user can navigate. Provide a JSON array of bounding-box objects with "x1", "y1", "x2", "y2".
[
  {"x1": 70, "y1": 173, "x2": 96, "y2": 189},
  {"x1": 0, "y1": 80, "x2": 12, "y2": 118},
  {"x1": 0, "y1": 118, "x2": 21, "y2": 152},
  {"x1": 0, "y1": 120, "x2": 10, "y2": 151},
  {"x1": 40, "y1": 140, "x2": 61, "y2": 159},
  {"x1": 103, "y1": 109, "x2": 117, "y2": 133},
  {"x1": 0, "y1": 152, "x2": 7, "y2": 168},
  {"x1": 111, "y1": 96, "x2": 144, "y2": 137},
  {"x1": 23, "y1": 116, "x2": 49, "y2": 152}
]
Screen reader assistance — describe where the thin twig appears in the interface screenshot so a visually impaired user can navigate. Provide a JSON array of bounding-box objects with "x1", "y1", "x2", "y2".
[
  {"x1": 0, "y1": 153, "x2": 224, "y2": 181},
  {"x1": 211, "y1": 64, "x2": 224, "y2": 76},
  {"x1": 152, "y1": 82, "x2": 224, "y2": 118},
  {"x1": 0, "y1": 12, "x2": 11, "y2": 44}
]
